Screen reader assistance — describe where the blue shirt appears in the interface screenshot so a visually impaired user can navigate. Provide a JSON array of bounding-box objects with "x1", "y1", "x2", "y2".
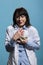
[
  {"x1": 15, "y1": 25, "x2": 30, "y2": 65},
  {"x1": 18, "y1": 44, "x2": 30, "y2": 65}
]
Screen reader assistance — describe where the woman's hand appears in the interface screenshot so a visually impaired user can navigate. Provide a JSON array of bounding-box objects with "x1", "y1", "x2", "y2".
[
  {"x1": 12, "y1": 28, "x2": 24, "y2": 41},
  {"x1": 20, "y1": 37, "x2": 28, "y2": 44},
  {"x1": 16, "y1": 37, "x2": 28, "y2": 44}
]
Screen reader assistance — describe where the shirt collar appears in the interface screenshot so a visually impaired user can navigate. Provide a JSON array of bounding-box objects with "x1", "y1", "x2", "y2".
[{"x1": 14, "y1": 25, "x2": 27, "y2": 29}]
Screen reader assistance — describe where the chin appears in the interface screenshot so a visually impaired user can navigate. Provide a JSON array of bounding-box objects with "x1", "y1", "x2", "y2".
[{"x1": 19, "y1": 24, "x2": 24, "y2": 27}]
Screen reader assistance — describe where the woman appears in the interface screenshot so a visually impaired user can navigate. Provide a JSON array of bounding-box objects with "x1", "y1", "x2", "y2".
[{"x1": 5, "y1": 7, "x2": 40, "y2": 65}]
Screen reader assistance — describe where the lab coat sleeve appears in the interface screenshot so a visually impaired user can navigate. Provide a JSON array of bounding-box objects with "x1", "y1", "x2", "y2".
[
  {"x1": 25, "y1": 27, "x2": 40, "y2": 50},
  {"x1": 5, "y1": 27, "x2": 16, "y2": 52}
]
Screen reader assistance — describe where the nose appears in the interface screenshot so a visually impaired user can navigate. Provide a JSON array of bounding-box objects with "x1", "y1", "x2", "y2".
[{"x1": 19, "y1": 16, "x2": 22, "y2": 21}]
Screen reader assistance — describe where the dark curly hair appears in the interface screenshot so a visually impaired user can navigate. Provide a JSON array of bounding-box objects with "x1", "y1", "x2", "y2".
[{"x1": 13, "y1": 7, "x2": 31, "y2": 27}]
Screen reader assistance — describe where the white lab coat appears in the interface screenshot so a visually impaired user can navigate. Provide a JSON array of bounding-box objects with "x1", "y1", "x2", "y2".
[{"x1": 5, "y1": 25, "x2": 40, "y2": 65}]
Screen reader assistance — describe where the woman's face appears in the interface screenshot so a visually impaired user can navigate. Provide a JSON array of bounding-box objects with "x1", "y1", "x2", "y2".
[{"x1": 16, "y1": 15, "x2": 26, "y2": 27}]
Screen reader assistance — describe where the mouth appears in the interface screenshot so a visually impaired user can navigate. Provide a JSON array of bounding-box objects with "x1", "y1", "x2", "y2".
[{"x1": 18, "y1": 21, "x2": 23, "y2": 24}]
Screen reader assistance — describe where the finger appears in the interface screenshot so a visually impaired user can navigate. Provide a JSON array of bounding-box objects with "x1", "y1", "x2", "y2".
[{"x1": 17, "y1": 40, "x2": 21, "y2": 43}]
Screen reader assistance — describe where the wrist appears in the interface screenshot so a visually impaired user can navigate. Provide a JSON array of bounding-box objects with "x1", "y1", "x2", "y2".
[{"x1": 12, "y1": 36, "x2": 17, "y2": 41}]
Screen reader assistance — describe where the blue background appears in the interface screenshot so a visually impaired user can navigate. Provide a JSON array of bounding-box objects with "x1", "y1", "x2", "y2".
[{"x1": 0, "y1": 0, "x2": 43, "y2": 65}]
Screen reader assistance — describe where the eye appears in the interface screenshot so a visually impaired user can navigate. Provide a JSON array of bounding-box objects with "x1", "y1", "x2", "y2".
[
  {"x1": 16, "y1": 17, "x2": 20, "y2": 20},
  {"x1": 21, "y1": 15, "x2": 25, "y2": 18}
]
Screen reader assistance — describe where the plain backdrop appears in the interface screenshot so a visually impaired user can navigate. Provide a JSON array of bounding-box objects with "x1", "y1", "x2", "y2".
[{"x1": 0, "y1": 0, "x2": 43, "y2": 65}]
